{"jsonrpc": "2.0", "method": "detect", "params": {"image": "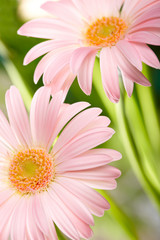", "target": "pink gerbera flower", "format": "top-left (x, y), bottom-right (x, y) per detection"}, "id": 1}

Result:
top-left (0, 86), bottom-right (121, 240)
top-left (18, 0), bottom-right (160, 102)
